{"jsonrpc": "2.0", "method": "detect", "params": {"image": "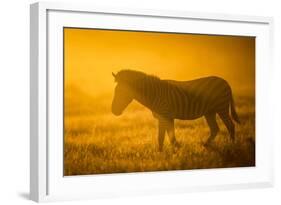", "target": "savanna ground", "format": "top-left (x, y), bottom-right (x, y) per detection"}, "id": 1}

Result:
top-left (64, 90), bottom-right (255, 176)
